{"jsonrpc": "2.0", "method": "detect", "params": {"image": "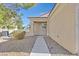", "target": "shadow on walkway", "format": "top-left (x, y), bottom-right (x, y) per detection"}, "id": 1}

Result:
top-left (44, 36), bottom-right (75, 56)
